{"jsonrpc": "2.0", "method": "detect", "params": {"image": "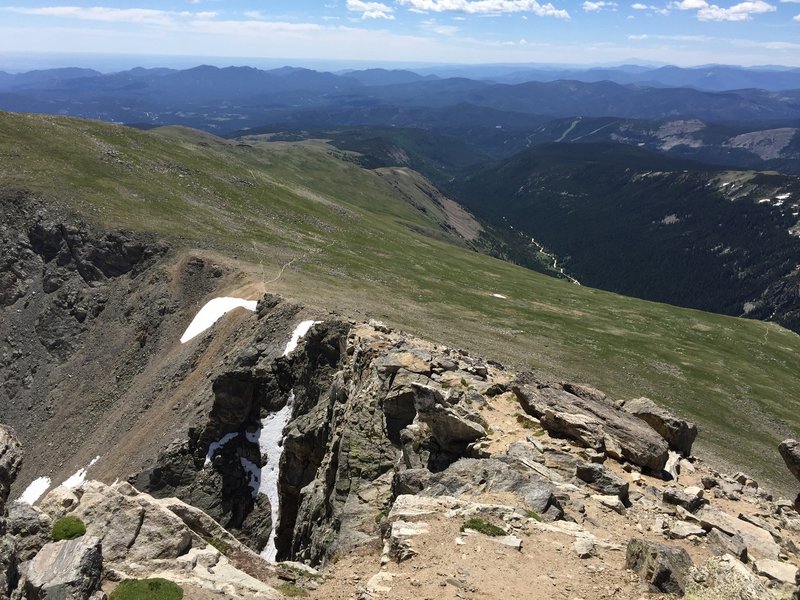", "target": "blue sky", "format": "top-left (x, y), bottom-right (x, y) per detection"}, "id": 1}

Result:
top-left (0, 0), bottom-right (798, 68)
